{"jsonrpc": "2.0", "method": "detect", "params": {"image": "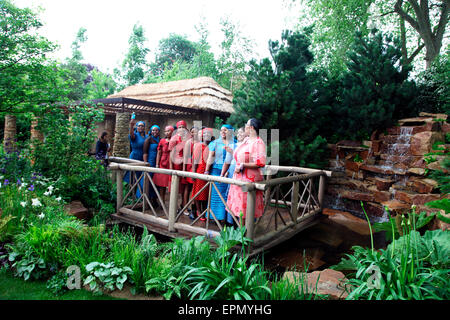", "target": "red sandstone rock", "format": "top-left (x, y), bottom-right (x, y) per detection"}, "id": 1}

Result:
top-left (360, 164), bottom-right (406, 176)
top-left (442, 122), bottom-right (450, 134)
top-left (64, 200), bottom-right (90, 220)
top-left (345, 160), bottom-right (362, 172)
top-left (418, 112), bottom-right (447, 119)
top-left (325, 209), bottom-right (372, 235)
top-left (374, 177), bottom-right (395, 191)
top-left (341, 189), bottom-right (374, 202)
top-left (371, 140), bottom-right (381, 153)
top-left (381, 200), bottom-right (411, 215)
top-left (282, 269), bottom-right (350, 300)
top-left (306, 269), bottom-right (349, 300)
top-left (394, 191), bottom-right (440, 205)
top-left (410, 131), bottom-right (444, 155)
top-left (407, 167), bottom-right (426, 175)
top-left (411, 179), bottom-right (438, 194)
top-left (374, 191), bottom-right (391, 203)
